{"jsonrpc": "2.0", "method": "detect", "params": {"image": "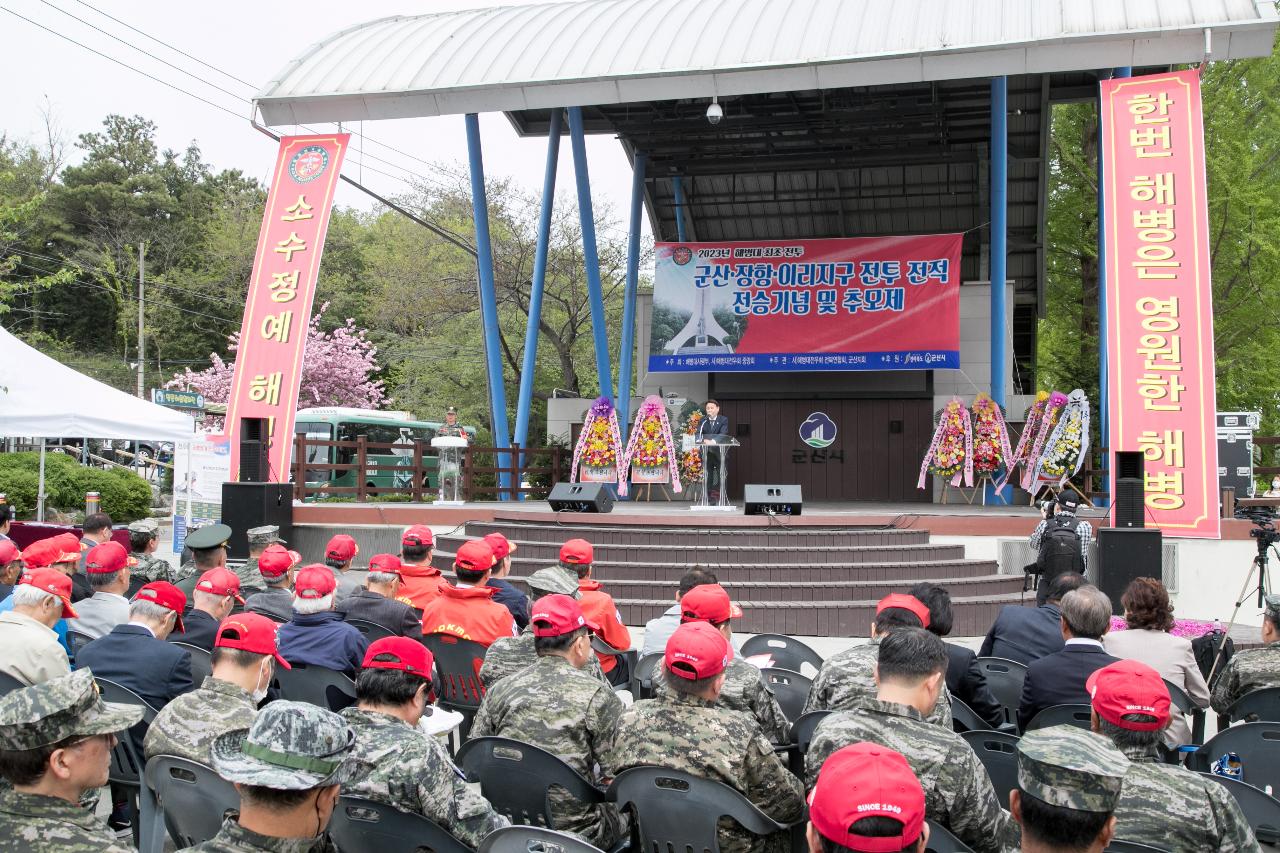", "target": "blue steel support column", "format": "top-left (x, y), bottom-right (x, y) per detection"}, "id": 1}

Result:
top-left (672, 176), bottom-right (689, 242)
top-left (465, 113), bottom-right (512, 497)
top-left (617, 151), bottom-right (648, 444)
top-left (989, 77), bottom-right (1010, 503)
top-left (1098, 67), bottom-right (1130, 505)
top-left (513, 109), bottom-right (562, 455)
top-left (567, 106), bottom-right (615, 403)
